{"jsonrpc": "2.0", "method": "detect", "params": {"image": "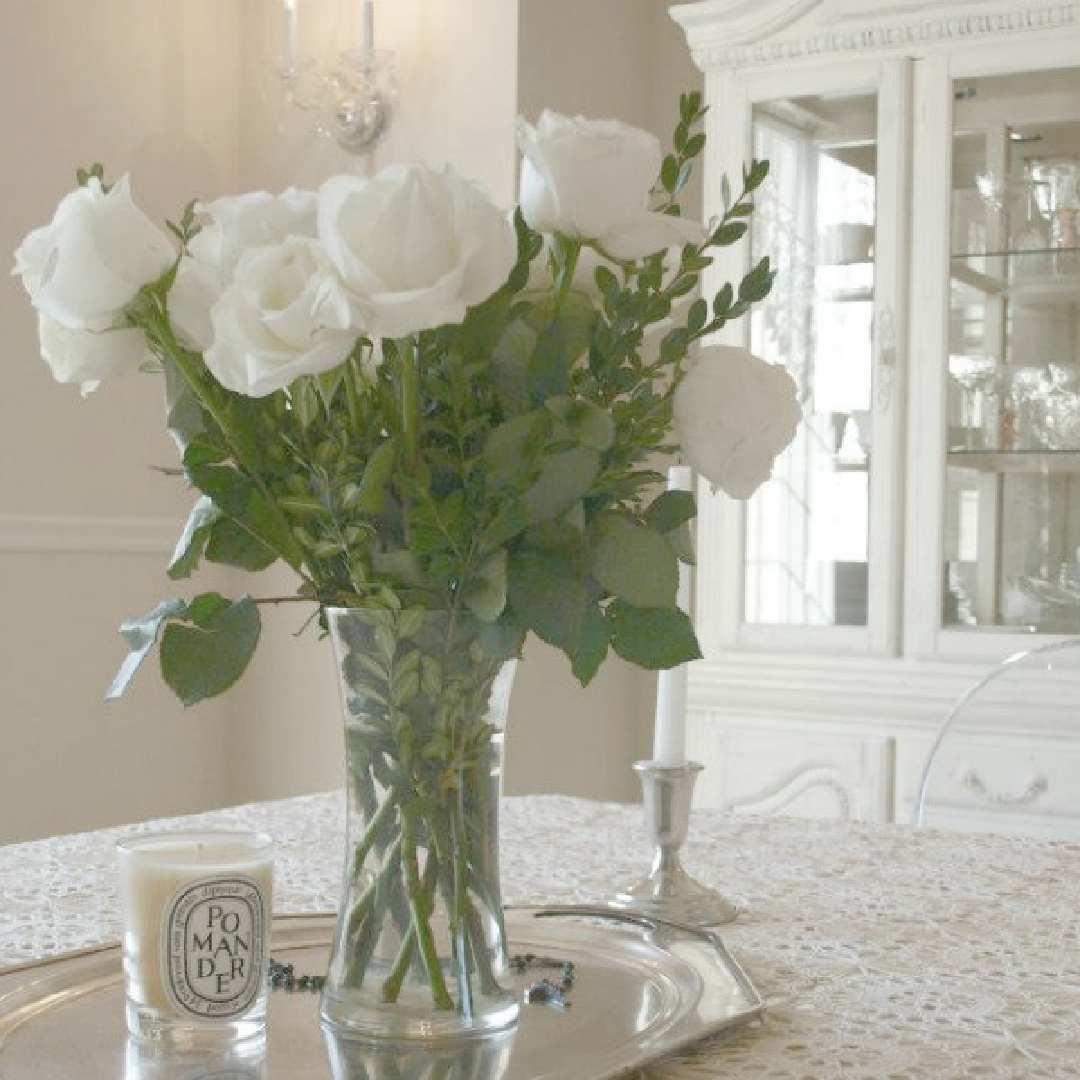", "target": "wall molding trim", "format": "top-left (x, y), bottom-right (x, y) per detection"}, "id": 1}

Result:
top-left (0, 514), bottom-right (181, 555)
top-left (672, 0), bottom-right (1080, 70)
